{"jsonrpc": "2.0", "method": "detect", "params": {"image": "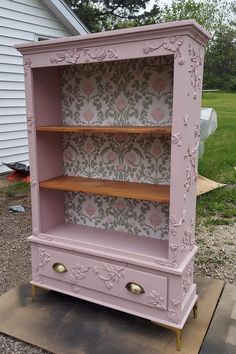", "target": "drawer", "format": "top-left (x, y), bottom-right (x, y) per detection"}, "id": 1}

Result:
top-left (31, 244), bottom-right (168, 311)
